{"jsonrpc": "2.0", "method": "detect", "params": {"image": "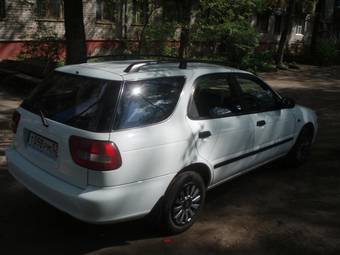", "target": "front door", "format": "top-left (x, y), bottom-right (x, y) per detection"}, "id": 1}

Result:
top-left (234, 73), bottom-right (295, 164)
top-left (187, 73), bottom-right (256, 184)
